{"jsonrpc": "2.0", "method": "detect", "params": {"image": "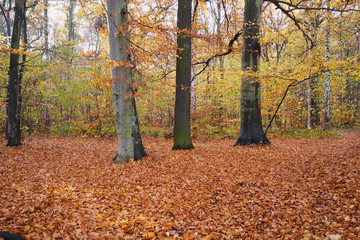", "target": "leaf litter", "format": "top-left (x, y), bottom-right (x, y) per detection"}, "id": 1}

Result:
top-left (0, 132), bottom-right (359, 239)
